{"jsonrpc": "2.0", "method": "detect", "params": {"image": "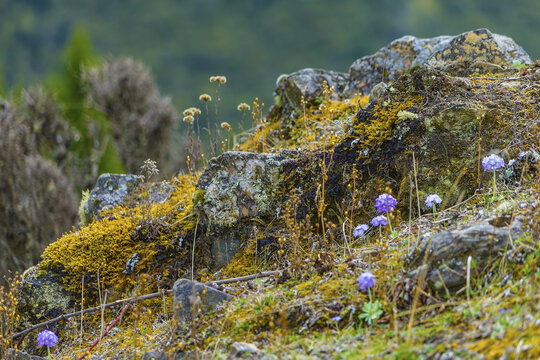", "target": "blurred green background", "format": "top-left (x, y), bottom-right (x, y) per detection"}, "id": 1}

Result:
top-left (1, 0), bottom-right (539, 131)
top-left (1, 0), bottom-right (539, 280)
